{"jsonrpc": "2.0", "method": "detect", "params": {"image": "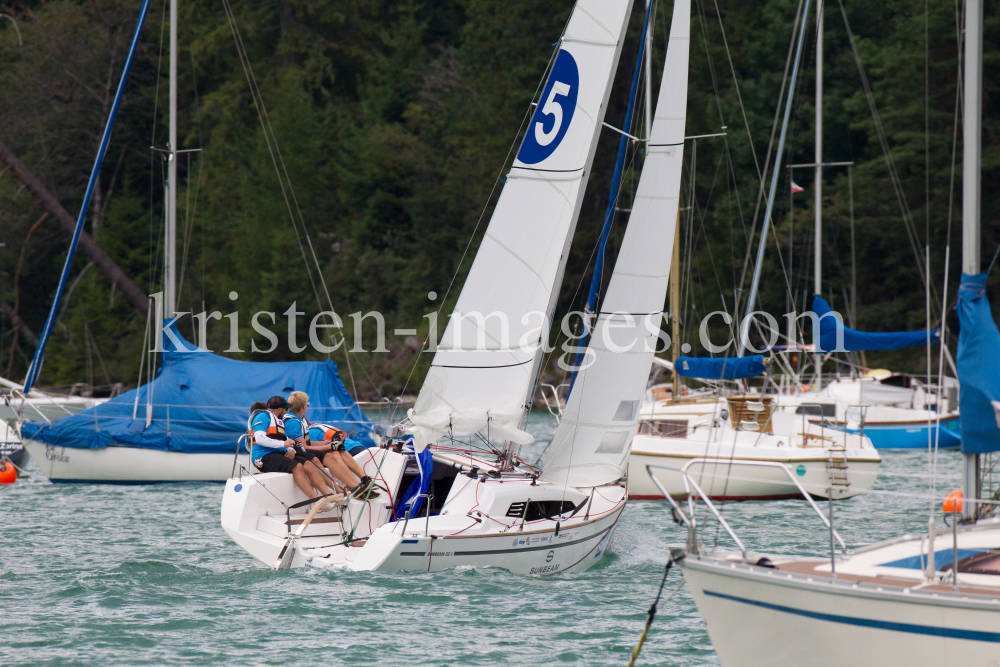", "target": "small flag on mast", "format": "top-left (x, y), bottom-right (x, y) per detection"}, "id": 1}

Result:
top-left (791, 182), bottom-right (804, 193)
